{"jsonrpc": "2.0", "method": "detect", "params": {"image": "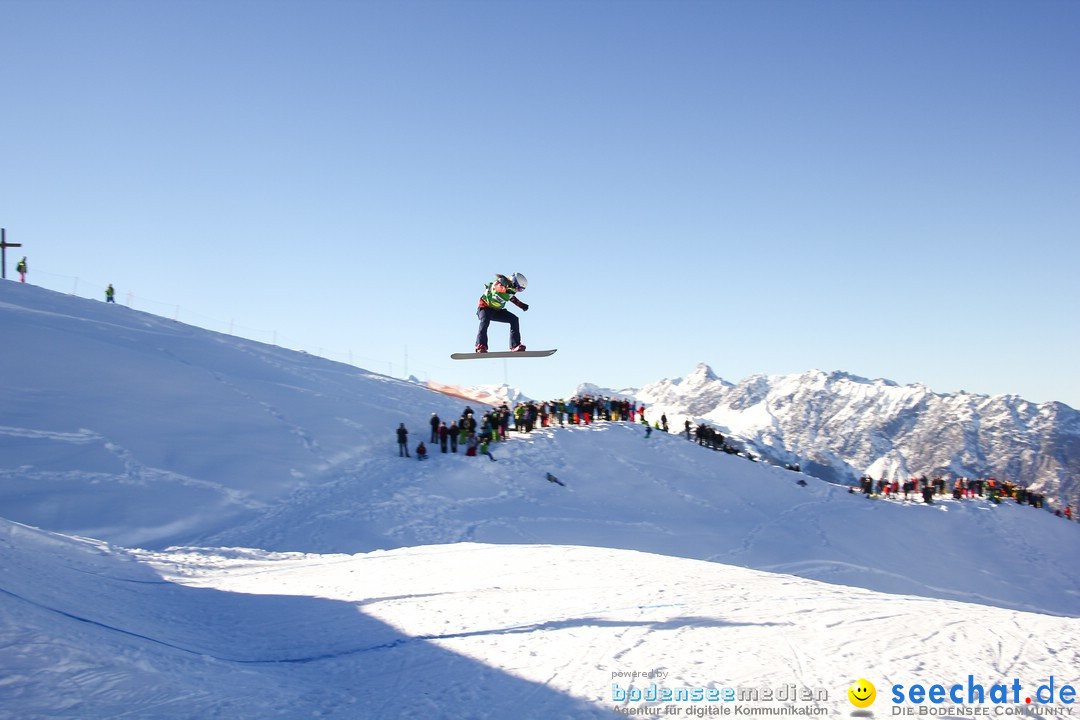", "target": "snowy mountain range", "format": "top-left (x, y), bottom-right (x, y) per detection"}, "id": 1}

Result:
top-left (580, 364), bottom-right (1080, 511)
top-left (2, 281), bottom-right (1078, 719)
